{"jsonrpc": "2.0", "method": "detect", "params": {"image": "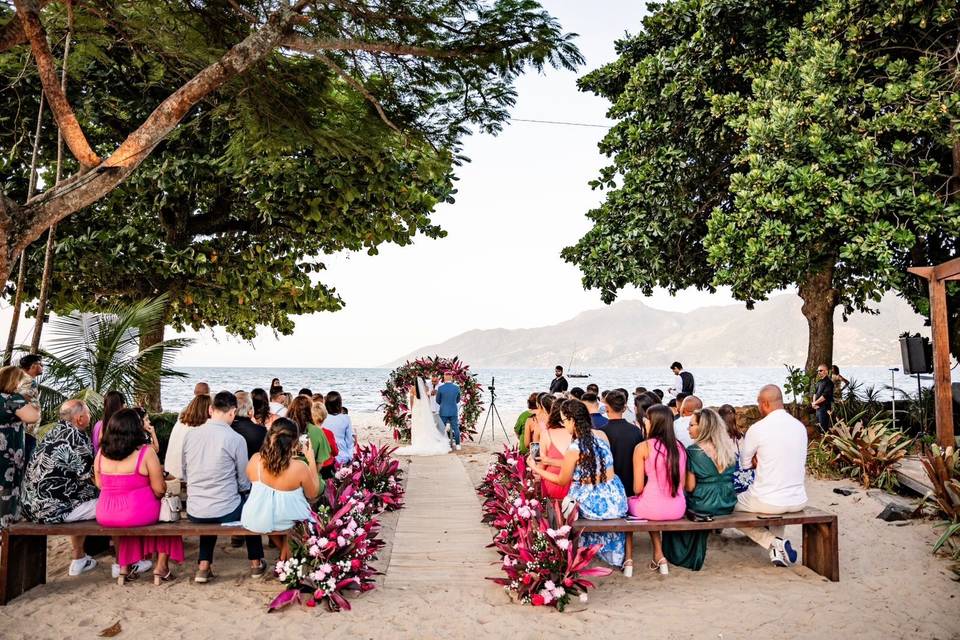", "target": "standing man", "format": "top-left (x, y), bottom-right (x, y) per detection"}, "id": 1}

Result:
top-left (18, 354), bottom-right (43, 463)
top-left (669, 362), bottom-right (695, 397)
top-left (427, 374), bottom-right (444, 436)
top-left (436, 372), bottom-right (462, 451)
top-left (549, 365), bottom-right (568, 394)
top-left (812, 364), bottom-right (834, 432)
